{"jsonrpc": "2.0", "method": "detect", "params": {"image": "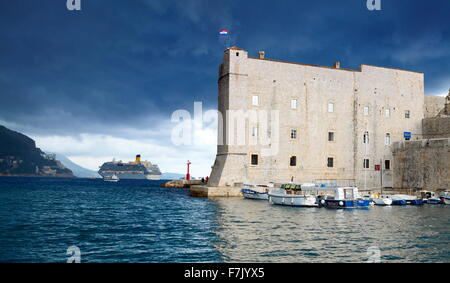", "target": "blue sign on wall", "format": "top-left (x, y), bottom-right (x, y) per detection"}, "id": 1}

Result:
top-left (404, 132), bottom-right (412, 139)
